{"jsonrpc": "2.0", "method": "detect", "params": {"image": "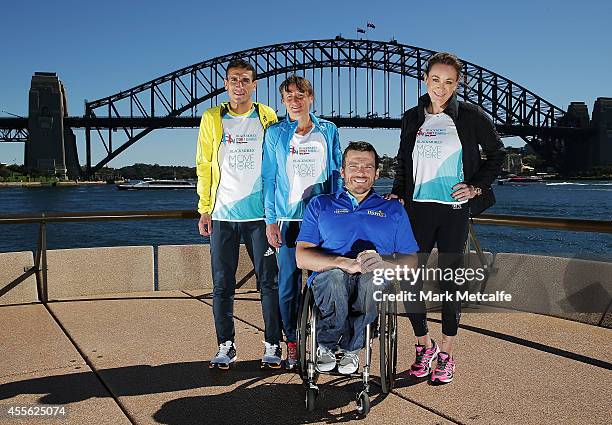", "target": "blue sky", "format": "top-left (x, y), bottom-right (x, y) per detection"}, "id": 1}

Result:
top-left (1, 0), bottom-right (610, 167)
